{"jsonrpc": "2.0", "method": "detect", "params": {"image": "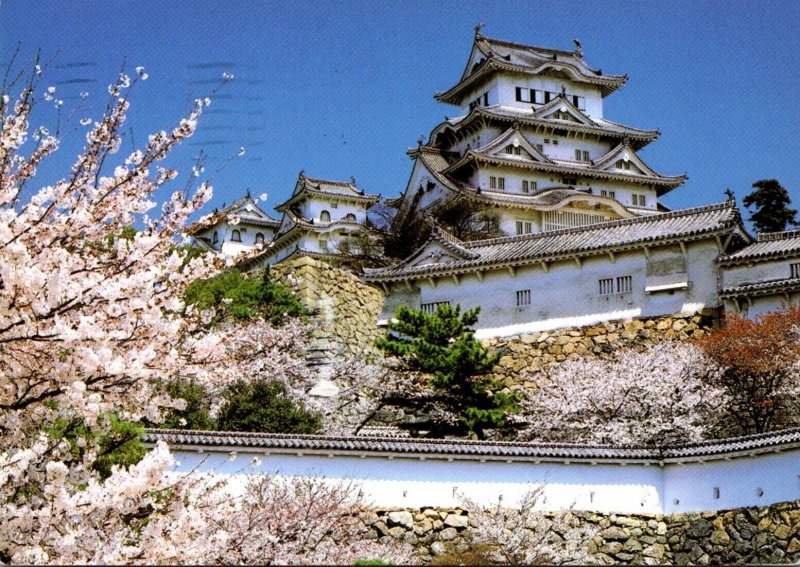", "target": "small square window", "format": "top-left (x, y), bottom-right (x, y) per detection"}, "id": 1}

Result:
top-left (791, 263), bottom-right (800, 278)
top-left (516, 289), bottom-right (531, 307)
top-left (599, 278), bottom-right (614, 295)
top-left (616, 275), bottom-right (632, 293)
